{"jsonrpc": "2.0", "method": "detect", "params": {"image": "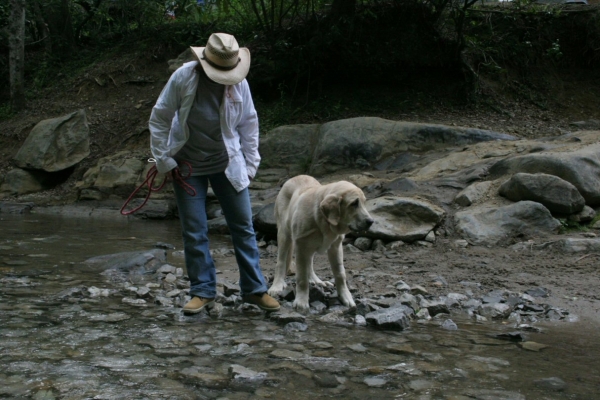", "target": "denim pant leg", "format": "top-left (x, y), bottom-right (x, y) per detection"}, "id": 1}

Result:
top-left (173, 175), bottom-right (218, 299)
top-left (209, 172), bottom-right (268, 296)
